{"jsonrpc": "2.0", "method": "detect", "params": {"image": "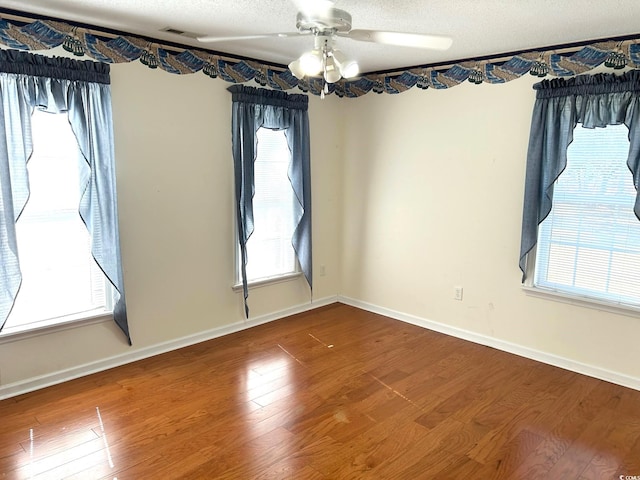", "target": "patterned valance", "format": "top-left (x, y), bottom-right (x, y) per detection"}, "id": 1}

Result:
top-left (1, 10), bottom-right (639, 98)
